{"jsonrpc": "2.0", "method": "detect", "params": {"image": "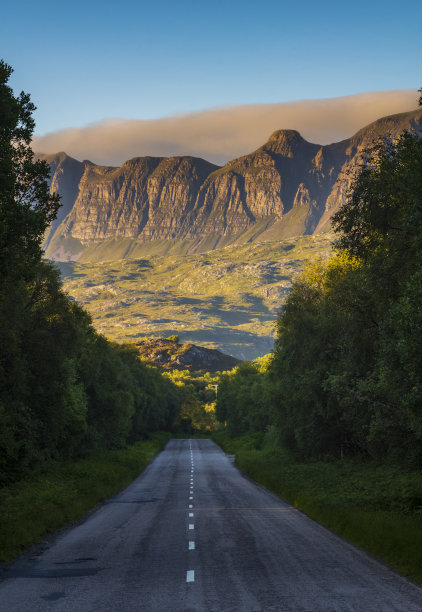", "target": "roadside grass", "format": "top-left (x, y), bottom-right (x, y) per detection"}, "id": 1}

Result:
top-left (213, 431), bottom-right (422, 583)
top-left (0, 432), bottom-right (170, 562)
